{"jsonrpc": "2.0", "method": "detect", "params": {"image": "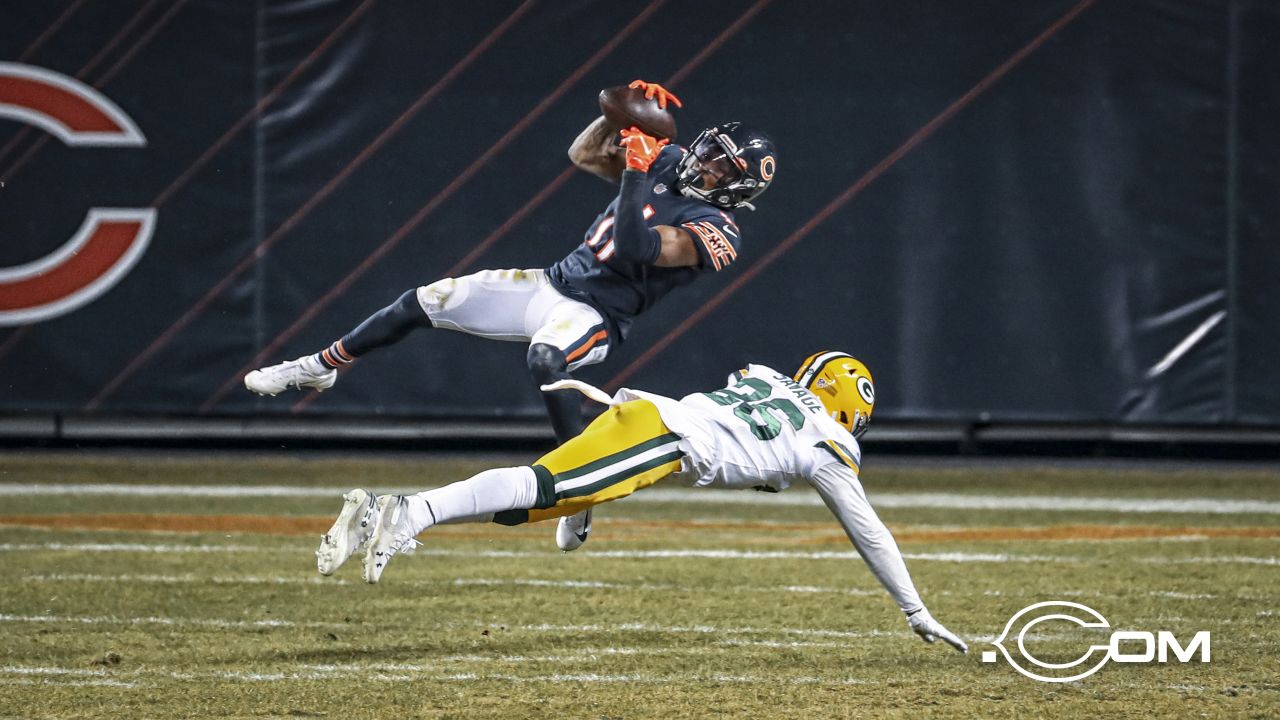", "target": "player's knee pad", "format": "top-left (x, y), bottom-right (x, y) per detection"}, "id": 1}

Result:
top-left (415, 278), bottom-right (463, 320)
top-left (527, 343), bottom-right (569, 385)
